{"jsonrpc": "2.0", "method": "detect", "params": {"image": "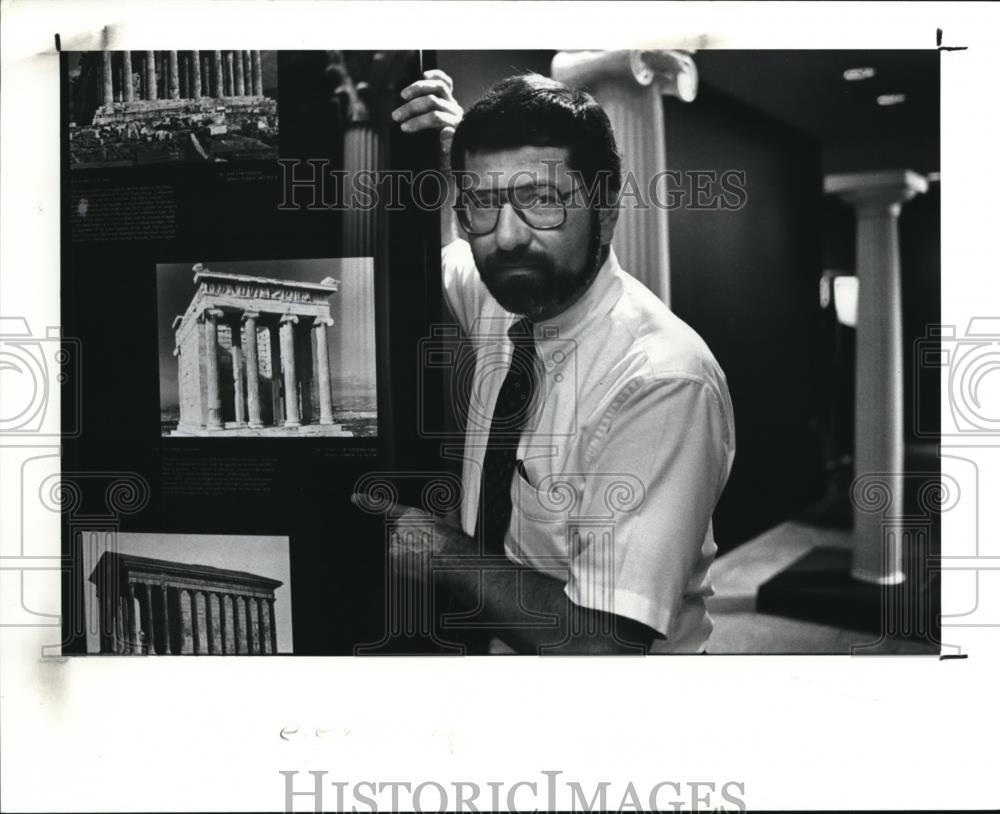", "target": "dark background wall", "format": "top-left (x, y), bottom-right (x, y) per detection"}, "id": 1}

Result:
top-left (665, 86), bottom-right (828, 552)
top-left (898, 185), bottom-right (941, 448)
top-left (694, 48), bottom-right (941, 514)
top-left (438, 50), bottom-right (556, 114)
